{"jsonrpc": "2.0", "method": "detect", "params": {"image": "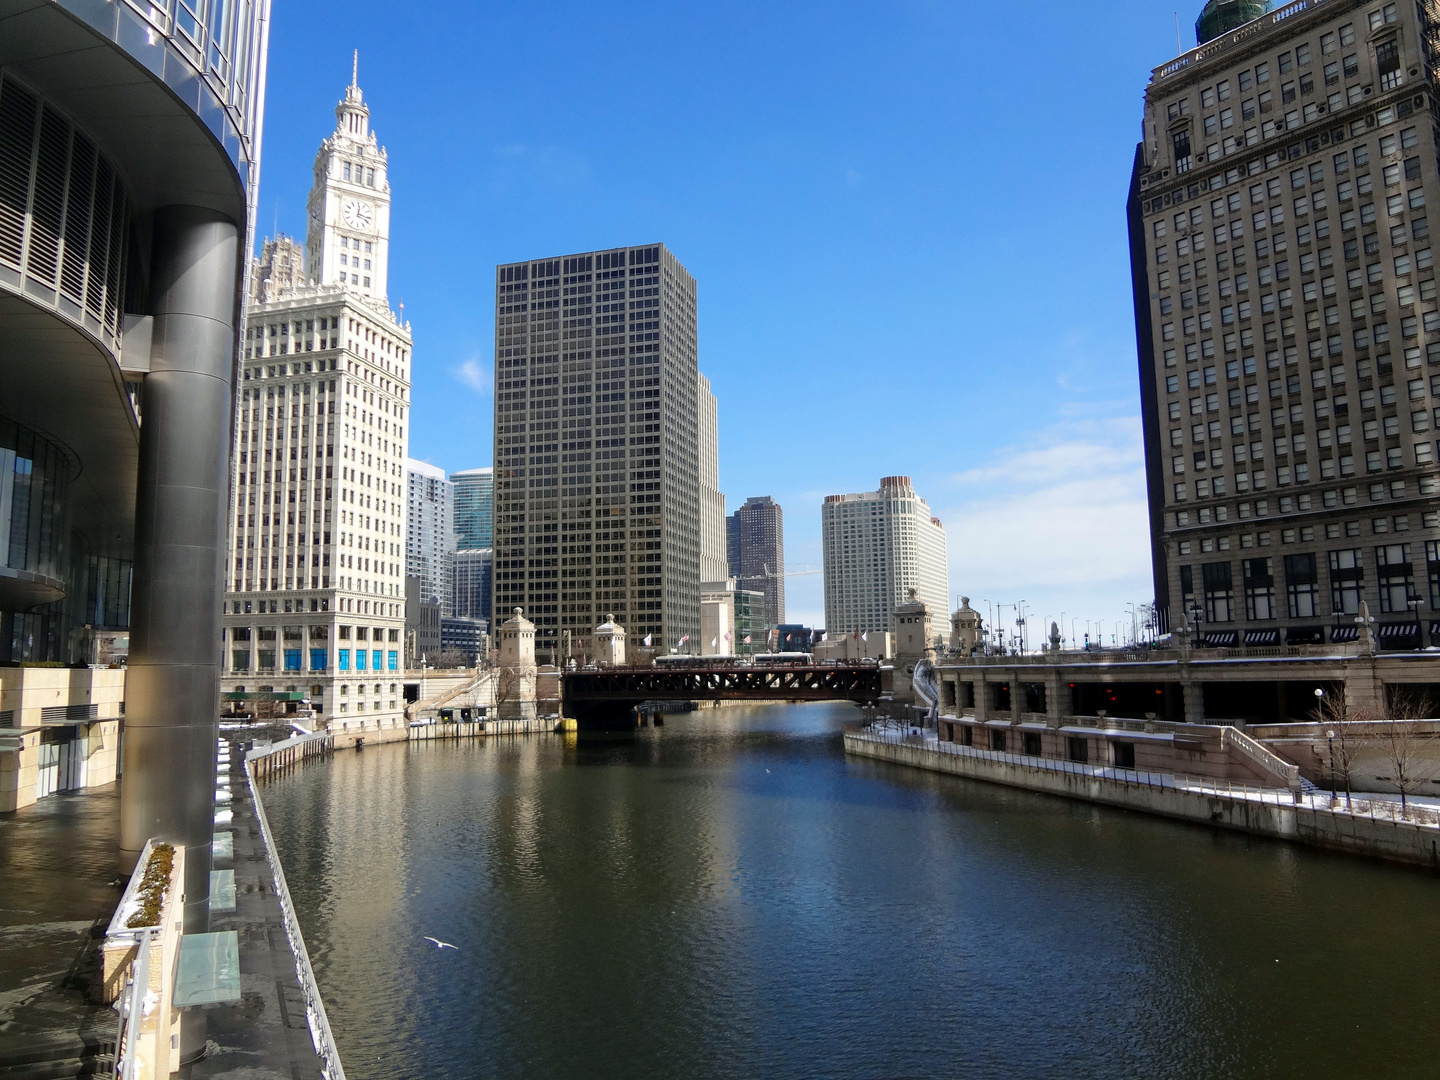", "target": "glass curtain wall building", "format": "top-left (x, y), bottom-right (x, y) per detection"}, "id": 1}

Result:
top-left (492, 244), bottom-right (700, 656)
top-left (0, 0), bottom-right (271, 1061)
top-left (452, 466), bottom-right (493, 549)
